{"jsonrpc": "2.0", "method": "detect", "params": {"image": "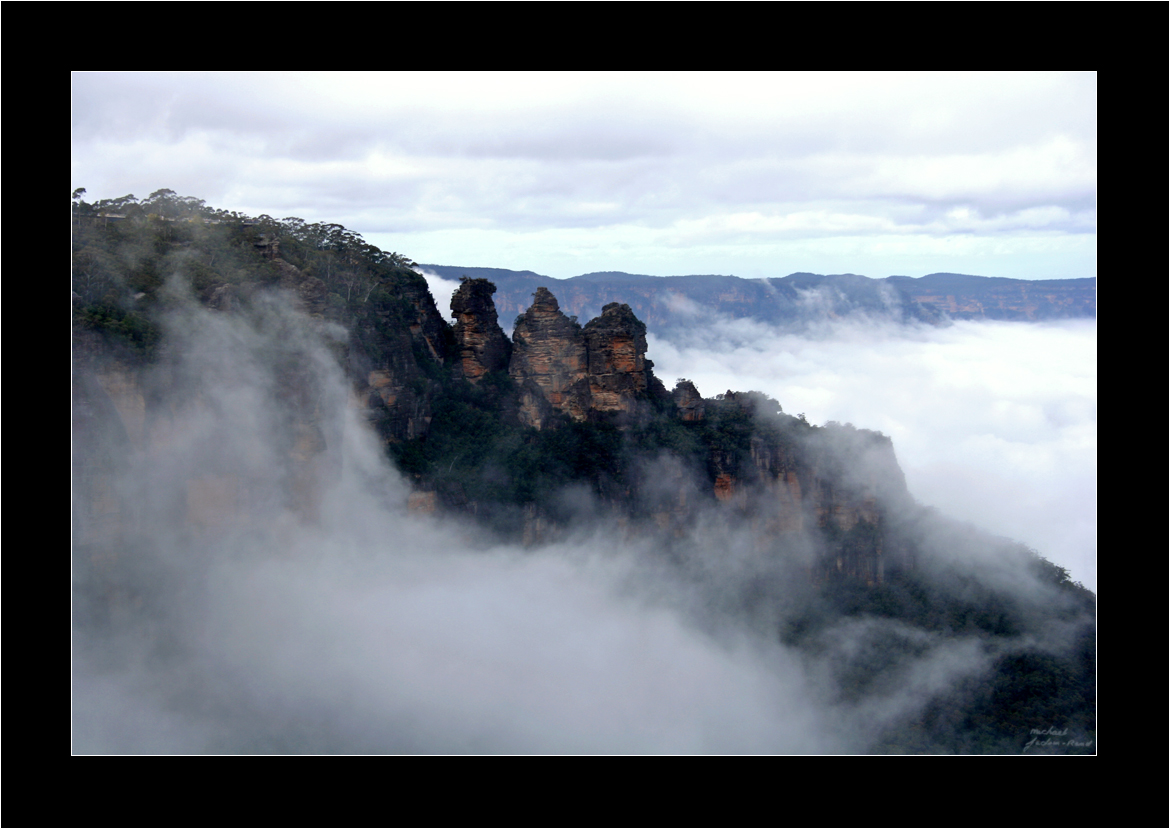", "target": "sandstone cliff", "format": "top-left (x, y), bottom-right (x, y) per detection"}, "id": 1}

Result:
top-left (508, 287), bottom-right (591, 425)
top-left (672, 380), bottom-right (706, 422)
top-left (583, 302), bottom-right (665, 416)
top-left (350, 268), bottom-right (451, 443)
top-left (509, 288), bottom-right (667, 427)
top-left (450, 278), bottom-right (512, 381)
top-left (677, 391), bottom-right (910, 584)
top-left (888, 273), bottom-right (1096, 321)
